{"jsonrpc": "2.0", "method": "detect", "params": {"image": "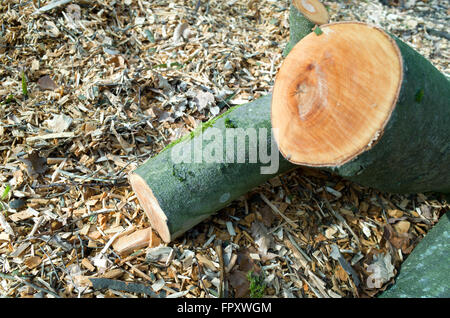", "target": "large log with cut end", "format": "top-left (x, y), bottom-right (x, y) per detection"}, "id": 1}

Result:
top-left (271, 22), bottom-right (450, 193)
